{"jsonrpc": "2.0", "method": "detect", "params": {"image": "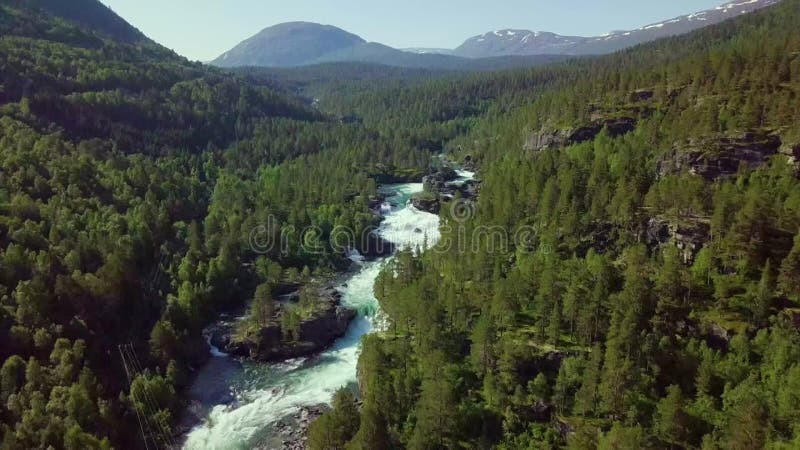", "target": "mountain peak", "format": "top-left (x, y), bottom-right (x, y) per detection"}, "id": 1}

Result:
top-left (212, 22), bottom-right (366, 67)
